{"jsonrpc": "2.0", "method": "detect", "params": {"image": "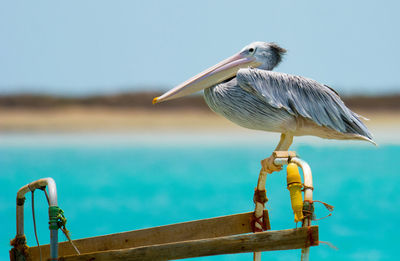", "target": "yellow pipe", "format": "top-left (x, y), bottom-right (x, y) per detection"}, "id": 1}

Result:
top-left (287, 163), bottom-right (304, 223)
